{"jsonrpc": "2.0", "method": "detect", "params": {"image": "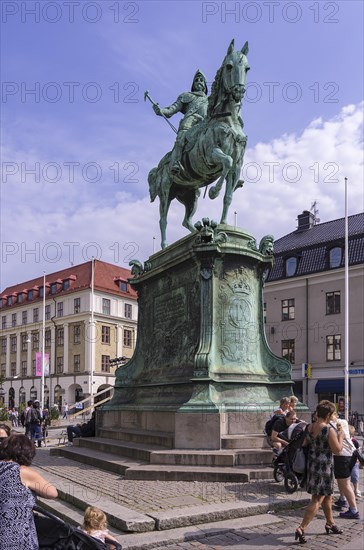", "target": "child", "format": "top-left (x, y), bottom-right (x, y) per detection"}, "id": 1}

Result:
top-left (82, 506), bottom-right (119, 547)
top-left (349, 425), bottom-right (362, 498)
